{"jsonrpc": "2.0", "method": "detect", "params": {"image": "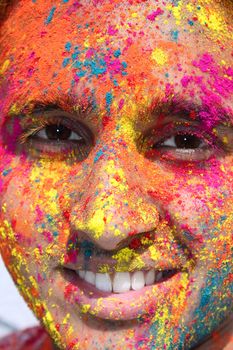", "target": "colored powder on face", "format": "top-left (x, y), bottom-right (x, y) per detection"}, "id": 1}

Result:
top-left (171, 30), bottom-right (179, 42)
top-left (105, 91), bottom-right (113, 113)
top-left (107, 25), bottom-right (119, 36)
top-left (0, 1), bottom-right (232, 349)
top-left (167, 1), bottom-right (183, 25)
top-left (151, 48), bottom-right (168, 66)
top-left (197, 7), bottom-right (228, 33)
top-left (62, 57), bottom-right (70, 68)
top-left (0, 60), bottom-right (10, 74)
top-left (44, 6), bottom-right (56, 25)
top-left (147, 8), bottom-right (164, 21)
top-left (114, 49), bottom-right (121, 58)
top-left (94, 149), bottom-right (104, 163)
top-left (65, 42), bottom-right (72, 52)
